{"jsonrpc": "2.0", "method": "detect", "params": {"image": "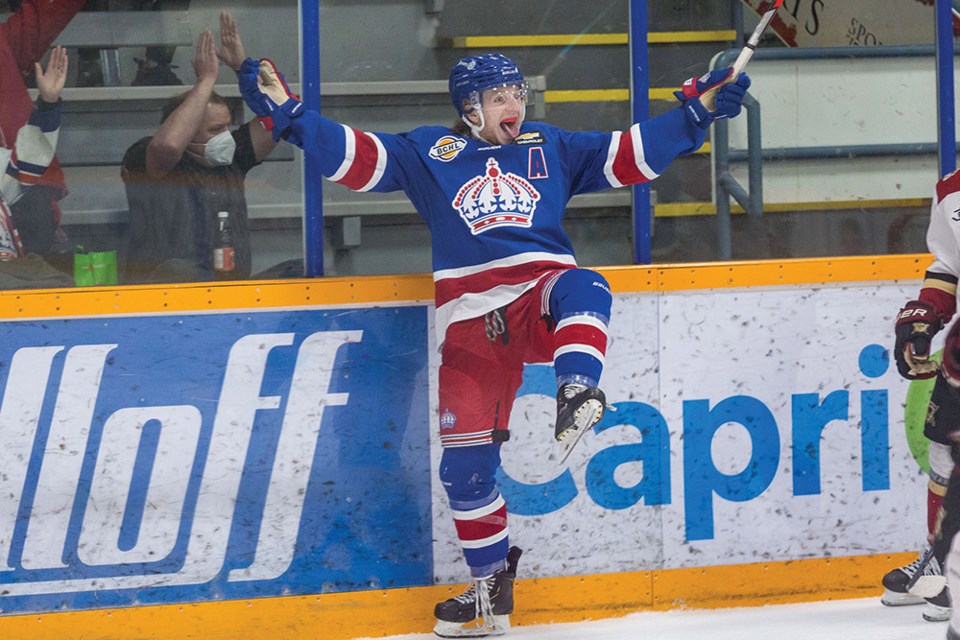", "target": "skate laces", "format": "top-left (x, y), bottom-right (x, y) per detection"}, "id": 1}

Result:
top-left (902, 547), bottom-right (941, 577)
top-left (452, 581), bottom-right (478, 605)
top-left (451, 575), bottom-right (494, 605)
top-left (562, 383), bottom-right (587, 400)
top-left (449, 576), bottom-right (497, 630)
top-left (474, 577), bottom-right (496, 631)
